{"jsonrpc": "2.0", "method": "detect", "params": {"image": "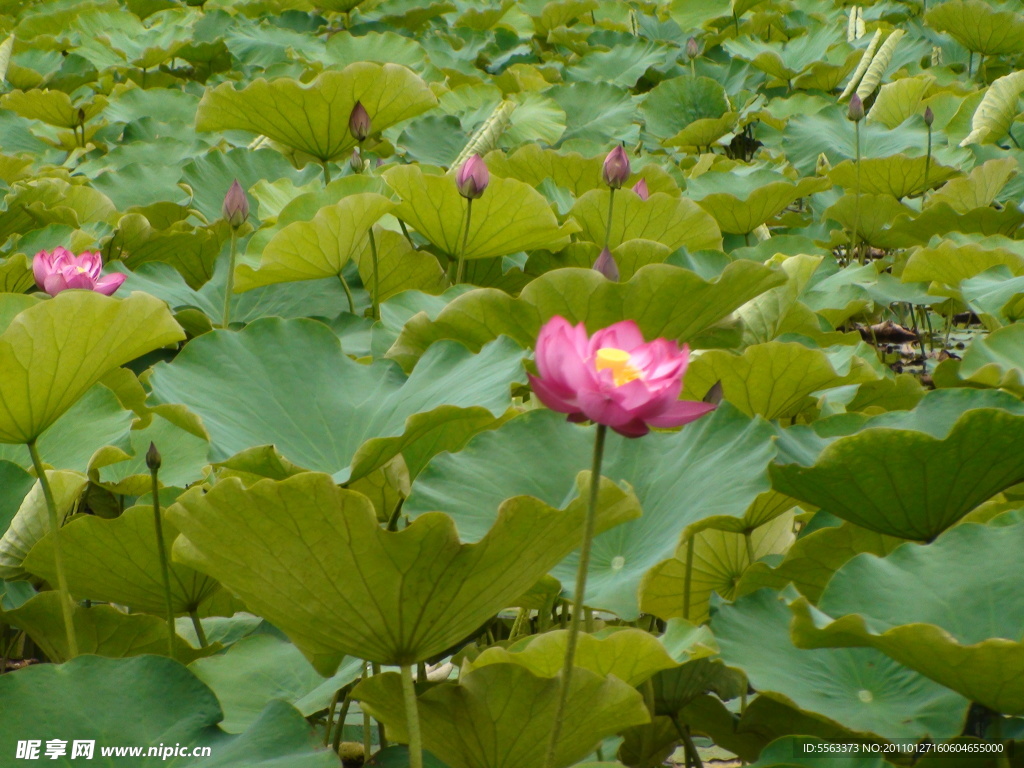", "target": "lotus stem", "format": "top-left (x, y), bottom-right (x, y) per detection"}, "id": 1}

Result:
top-left (149, 455), bottom-right (176, 659)
top-left (744, 530), bottom-right (756, 566)
top-left (604, 188), bottom-right (616, 249)
top-left (924, 123), bottom-right (932, 205)
top-left (26, 440), bottom-right (78, 660)
top-left (542, 423), bottom-right (608, 768)
top-left (368, 228), bottom-right (380, 321)
top-left (400, 663), bottom-right (423, 768)
top-left (338, 273), bottom-right (356, 314)
top-left (851, 119), bottom-right (863, 265)
top-left (683, 533), bottom-right (695, 621)
top-left (456, 198), bottom-right (473, 285)
top-left (334, 685), bottom-right (354, 752)
top-left (189, 609), bottom-right (208, 648)
top-left (372, 662), bottom-right (387, 748)
top-left (221, 228), bottom-right (237, 330)
top-left (362, 662), bottom-right (373, 758)
top-left (322, 160), bottom-right (332, 185)
top-left (671, 715), bottom-right (704, 768)
top-left (324, 687), bottom-right (342, 747)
